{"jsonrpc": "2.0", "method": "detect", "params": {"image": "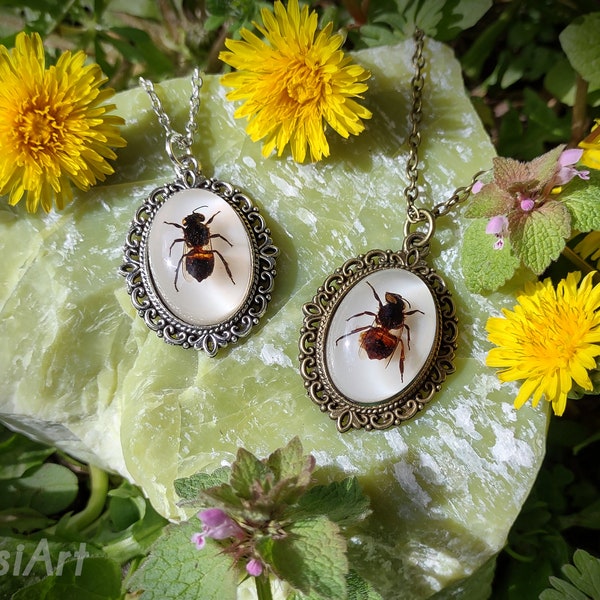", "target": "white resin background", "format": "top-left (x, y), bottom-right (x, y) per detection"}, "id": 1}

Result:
top-left (0, 39), bottom-right (548, 599)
